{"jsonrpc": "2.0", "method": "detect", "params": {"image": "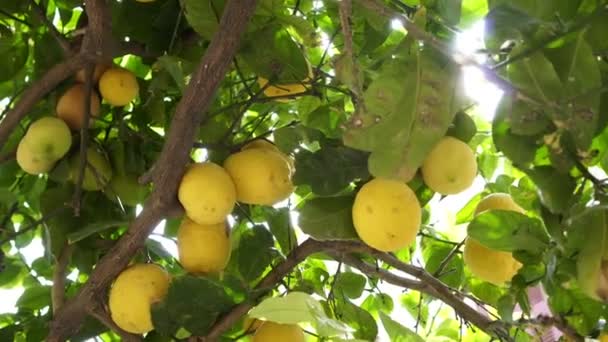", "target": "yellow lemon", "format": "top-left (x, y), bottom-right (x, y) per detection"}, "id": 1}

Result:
top-left (56, 83), bottom-right (102, 130)
top-left (463, 238), bottom-right (522, 286)
top-left (421, 136), bottom-right (477, 195)
top-left (257, 77), bottom-right (309, 103)
top-left (177, 218), bottom-right (231, 274)
top-left (243, 316), bottom-right (264, 333)
top-left (178, 162), bottom-right (237, 225)
top-left (600, 333), bottom-right (608, 342)
top-left (475, 193), bottom-right (525, 215)
top-left (99, 67), bottom-right (139, 106)
top-left (252, 322), bottom-right (305, 342)
top-left (16, 139), bottom-right (56, 175)
top-left (463, 193), bottom-right (524, 286)
top-left (224, 149), bottom-right (293, 206)
top-left (352, 178), bottom-right (421, 252)
top-left (69, 147), bottom-right (113, 191)
top-left (108, 263), bottom-right (170, 334)
top-left (21, 117), bottom-right (72, 161)
top-left (241, 139), bottom-right (295, 175)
